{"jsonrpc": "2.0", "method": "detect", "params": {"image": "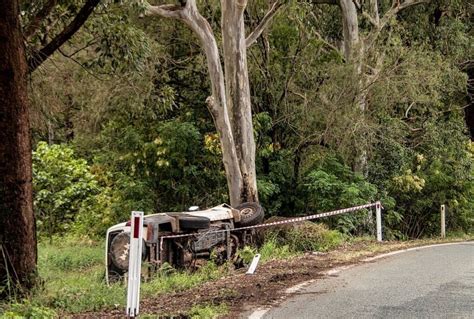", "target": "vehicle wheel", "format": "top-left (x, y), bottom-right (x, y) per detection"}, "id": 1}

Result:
top-left (107, 264), bottom-right (125, 284)
top-left (178, 215), bottom-right (211, 230)
top-left (109, 232), bottom-right (146, 270)
top-left (110, 232), bottom-right (131, 270)
top-left (235, 202), bottom-right (264, 227)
